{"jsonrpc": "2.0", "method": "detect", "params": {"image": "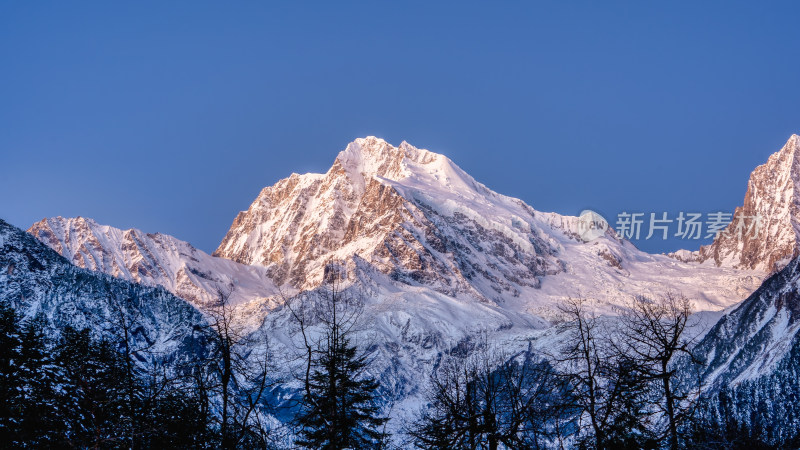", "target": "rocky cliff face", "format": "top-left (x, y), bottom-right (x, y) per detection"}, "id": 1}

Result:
top-left (699, 135), bottom-right (800, 273)
top-left (213, 137), bottom-right (564, 301)
top-left (692, 255), bottom-right (800, 388)
top-left (678, 254), bottom-right (800, 446)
